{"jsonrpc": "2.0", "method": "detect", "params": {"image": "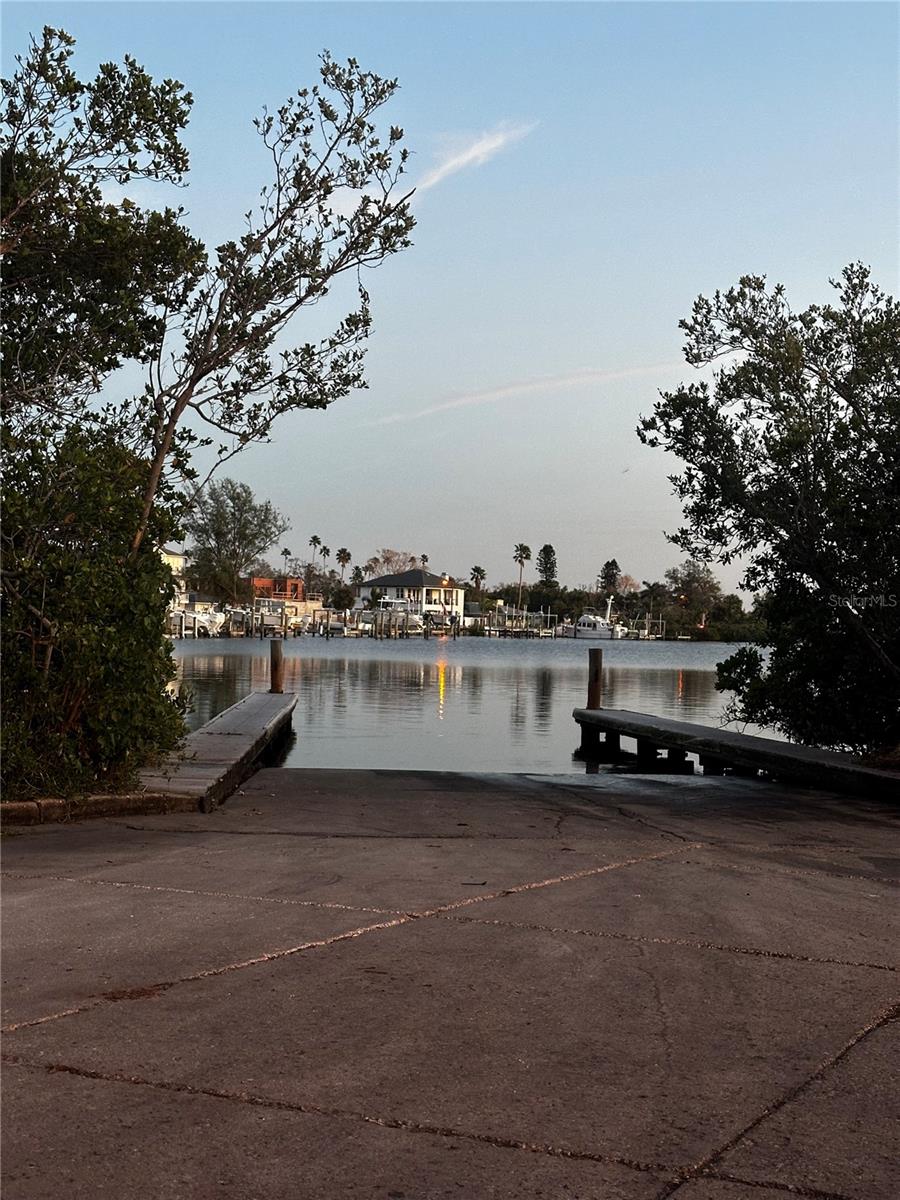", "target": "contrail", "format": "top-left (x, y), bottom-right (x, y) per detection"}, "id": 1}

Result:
top-left (418, 122), bottom-right (537, 191)
top-left (363, 362), bottom-right (682, 428)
